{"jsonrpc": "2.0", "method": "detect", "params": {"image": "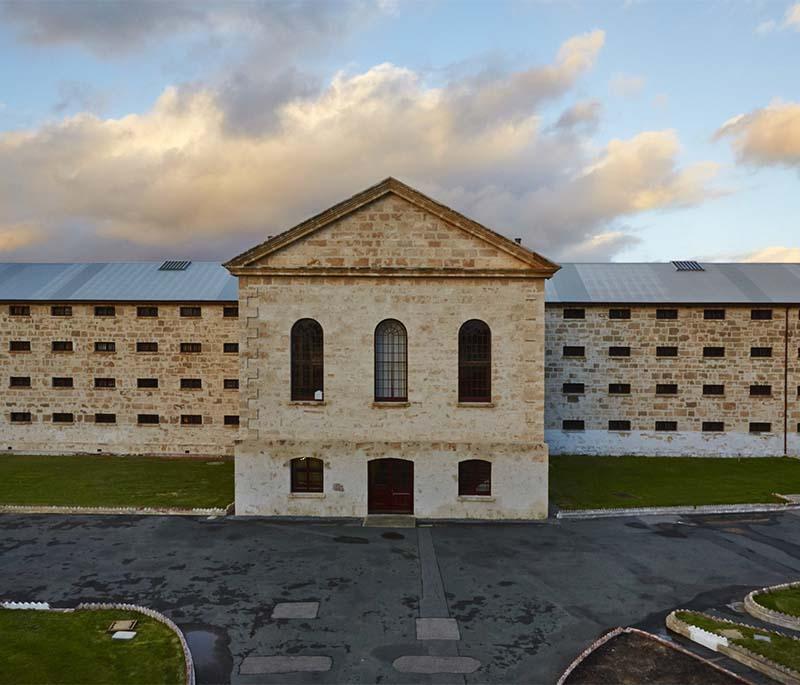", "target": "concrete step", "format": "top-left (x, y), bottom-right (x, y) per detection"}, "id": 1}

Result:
top-left (362, 515), bottom-right (417, 528)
